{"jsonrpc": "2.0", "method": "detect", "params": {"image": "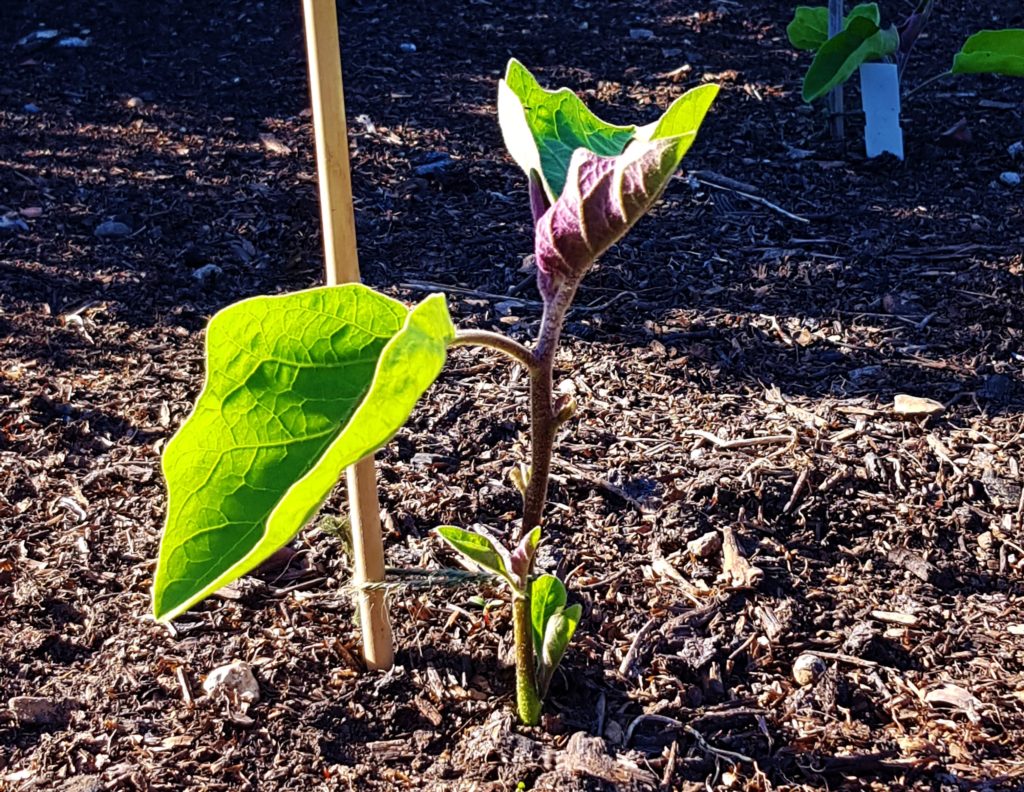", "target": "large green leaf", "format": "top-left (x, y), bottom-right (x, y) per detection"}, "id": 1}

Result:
top-left (530, 574), bottom-right (566, 656)
top-left (499, 58), bottom-right (635, 200)
top-left (435, 526), bottom-right (512, 584)
top-left (951, 29), bottom-right (1024, 77)
top-left (803, 16), bottom-right (899, 102)
top-left (153, 285), bottom-right (454, 621)
top-left (787, 4), bottom-right (882, 51)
